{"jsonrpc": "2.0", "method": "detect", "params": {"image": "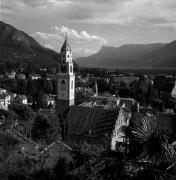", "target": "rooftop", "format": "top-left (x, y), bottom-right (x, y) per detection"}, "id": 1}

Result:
top-left (67, 105), bottom-right (120, 138)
